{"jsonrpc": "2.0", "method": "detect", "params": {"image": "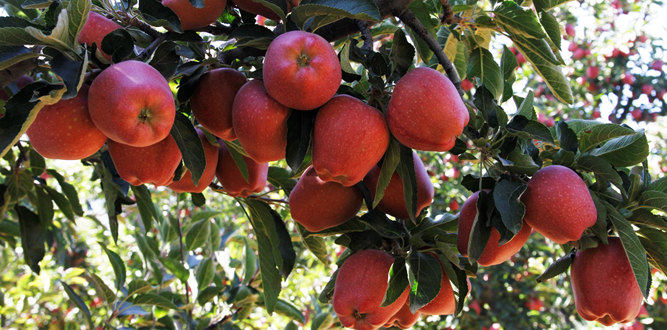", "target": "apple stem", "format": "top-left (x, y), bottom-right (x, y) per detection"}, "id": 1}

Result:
top-left (298, 54), bottom-right (310, 67)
